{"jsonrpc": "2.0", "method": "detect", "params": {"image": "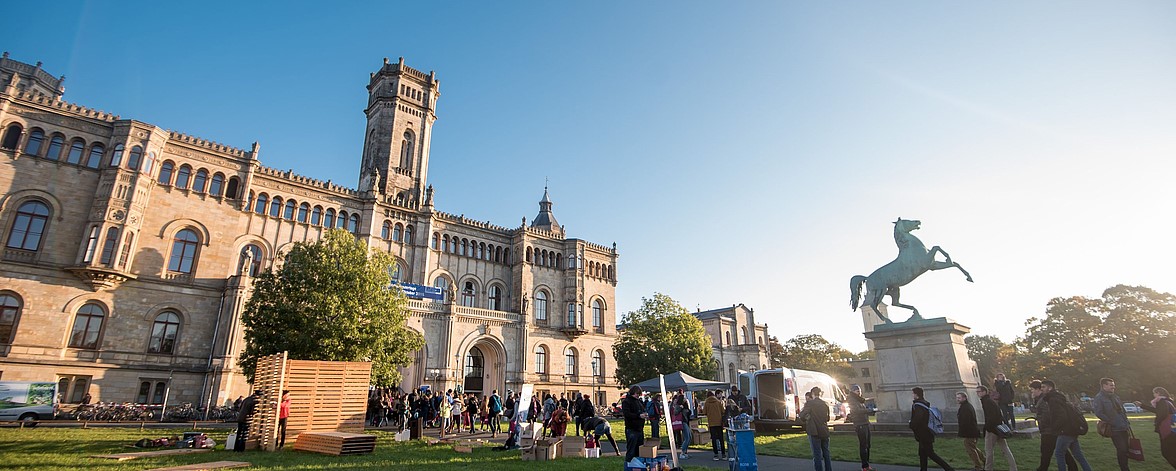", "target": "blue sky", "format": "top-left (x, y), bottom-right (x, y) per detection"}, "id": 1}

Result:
top-left (5, 1), bottom-right (1175, 351)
